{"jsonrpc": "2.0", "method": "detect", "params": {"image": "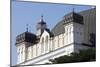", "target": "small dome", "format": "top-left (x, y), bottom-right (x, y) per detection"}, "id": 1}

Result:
top-left (64, 11), bottom-right (83, 24)
top-left (36, 15), bottom-right (47, 30)
top-left (38, 15), bottom-right (46, 24)
top-left (16, 32), bottom-right (37, 45)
